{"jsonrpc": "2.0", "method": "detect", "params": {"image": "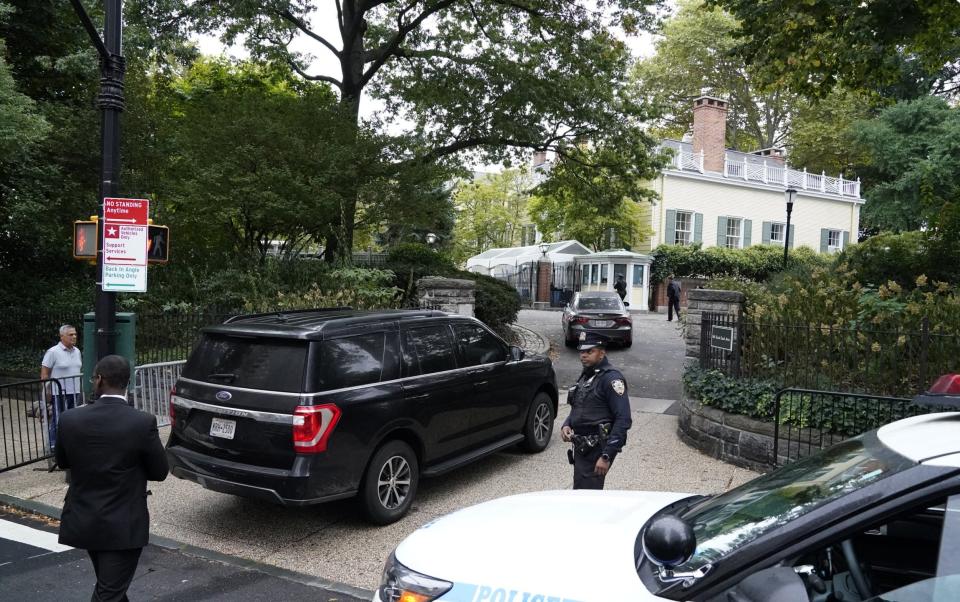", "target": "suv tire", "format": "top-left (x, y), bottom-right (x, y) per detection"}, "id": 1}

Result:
top-left (361, 440), bottom-right (419, 525)
top-left (521, 392), bottom-right (554, 453)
